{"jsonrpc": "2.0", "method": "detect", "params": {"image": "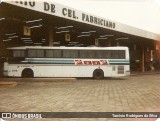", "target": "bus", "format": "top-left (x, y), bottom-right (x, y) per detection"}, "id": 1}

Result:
top-left (3, 46), bottom-right (130, 79)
